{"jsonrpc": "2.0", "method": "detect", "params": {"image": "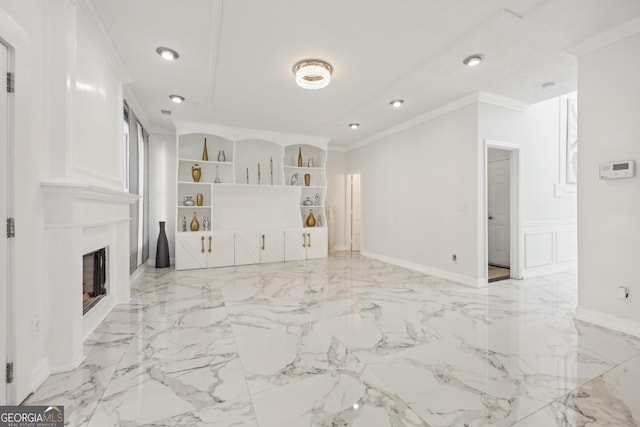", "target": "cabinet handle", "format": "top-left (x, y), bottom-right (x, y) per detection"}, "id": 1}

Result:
top-left (208, 236), bottom-right (212, 253)
top-left (302, 233), bottom-right (306, 248)
top-left (201, 236), bottom-right (205, 253)
top-left (307, 232), bottom-right (311, 247)
top-left (261, 234), bottom-right (265, 250)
